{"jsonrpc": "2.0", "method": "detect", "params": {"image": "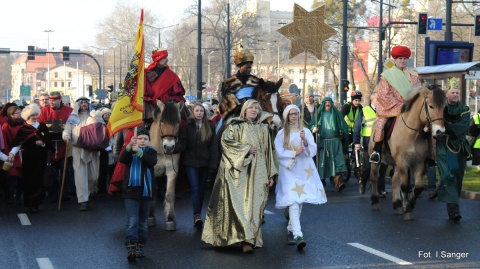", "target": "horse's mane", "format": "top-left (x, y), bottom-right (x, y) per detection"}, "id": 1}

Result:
top-left (251, 78), bottom-right (283, 98)
top-left (158, 101), bottom-right (180, 125)
top-left (401, 84), bottom-right (446, 113)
